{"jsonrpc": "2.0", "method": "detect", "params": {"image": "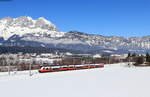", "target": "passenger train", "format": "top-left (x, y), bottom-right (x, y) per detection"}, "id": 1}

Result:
top-left (38, 64), bottom-right (104, 73)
